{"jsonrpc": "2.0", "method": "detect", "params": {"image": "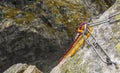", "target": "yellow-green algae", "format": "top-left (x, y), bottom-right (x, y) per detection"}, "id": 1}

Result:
top-left (115, 43), bottom-right (120, 53)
